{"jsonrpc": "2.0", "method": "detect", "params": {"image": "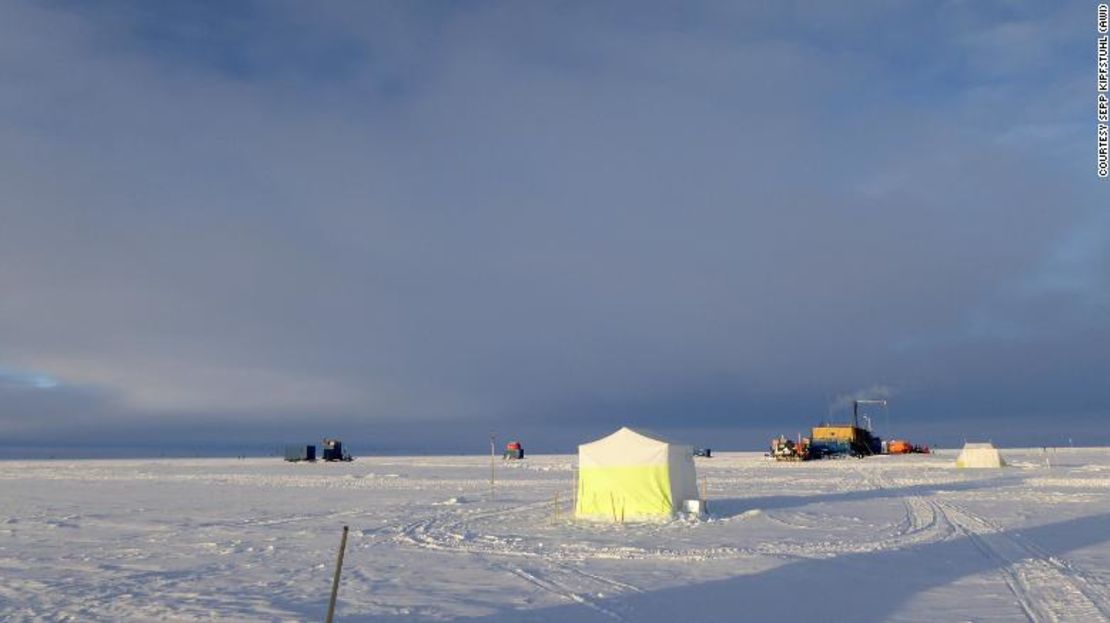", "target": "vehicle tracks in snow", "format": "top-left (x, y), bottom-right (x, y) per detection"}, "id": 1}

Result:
top-left (505, 564), bottom-right (640, 621)
top-left (392, 498), bottom-right (555, 556)
top-left (835, 469), bottom-right (957, 551)
top-left (936, 500), bottom-right (1110, 623)
top-left (866, 469), bottom-right (1110, 621)
top-left (391, 499), bottom-right (645, 618)
top-left (391, 468), bottom-right (1110, 622)
top-left (194, 507), bottom-right (370, 530)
